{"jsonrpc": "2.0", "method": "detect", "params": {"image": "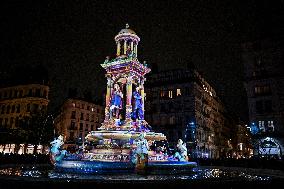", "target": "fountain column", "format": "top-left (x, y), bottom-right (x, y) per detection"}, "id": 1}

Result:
top-left (125, 76), bottom-right (133, 123)
top-left (116, 41), bottom-right (121, 56)
top-left (140, 78), bottom-right (145, 120)
top-left (134, 41), bottom-right (138, 56)
top-left (124, 40), bottom-right (127, 54)
top-left (131, 41), bottom-right (134, 52)
top-left (104, 75), bottom-right (112, 122)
